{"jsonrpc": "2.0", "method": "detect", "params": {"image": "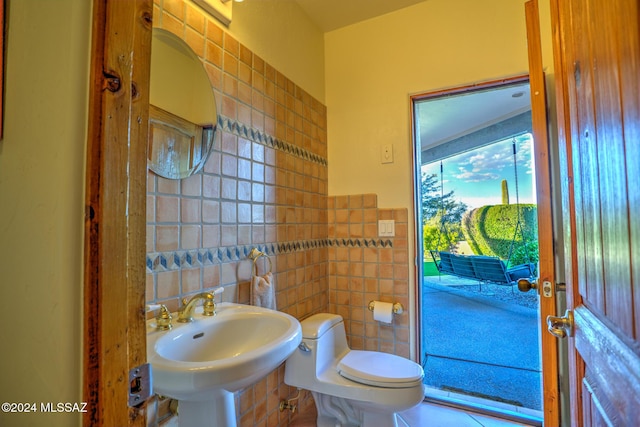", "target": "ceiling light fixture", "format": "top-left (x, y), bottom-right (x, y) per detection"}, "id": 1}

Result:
top-left (193, 0), bottom-right (233, 25)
